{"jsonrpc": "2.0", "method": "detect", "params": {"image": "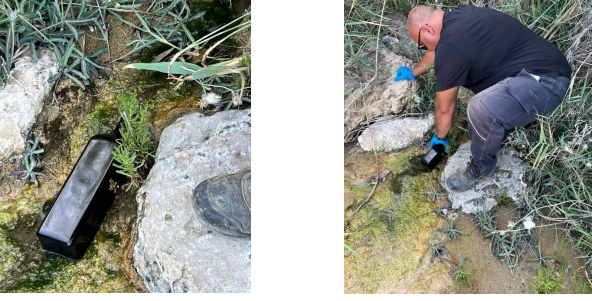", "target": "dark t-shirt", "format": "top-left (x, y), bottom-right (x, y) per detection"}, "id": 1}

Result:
top-left (435, 5), bottom-right (571, 94)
